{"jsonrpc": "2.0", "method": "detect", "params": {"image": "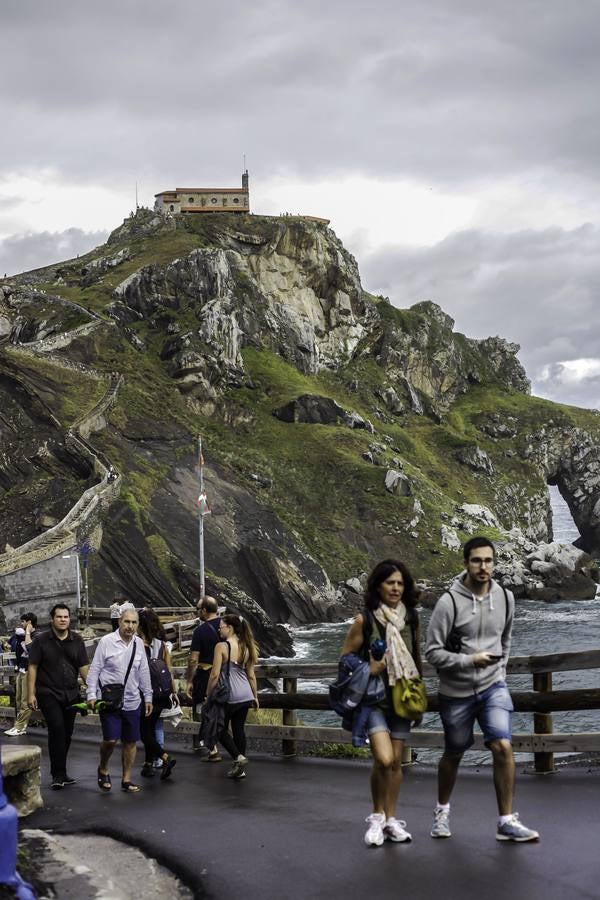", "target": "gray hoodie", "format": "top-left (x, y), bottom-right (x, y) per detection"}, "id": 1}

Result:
top-left (425, 574), bottom-right (514, 698)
